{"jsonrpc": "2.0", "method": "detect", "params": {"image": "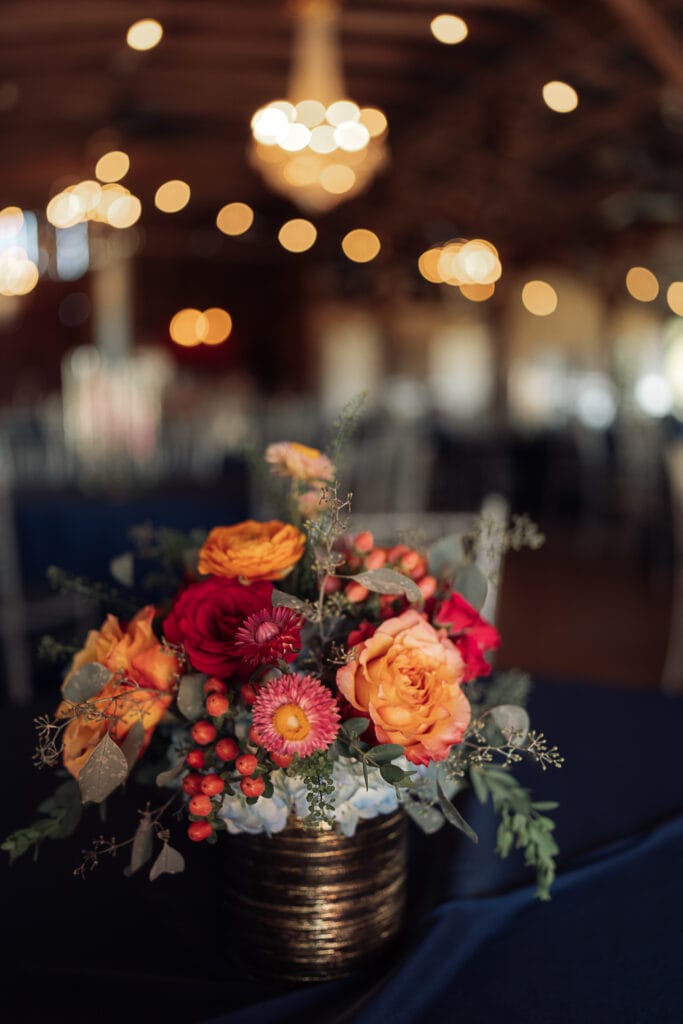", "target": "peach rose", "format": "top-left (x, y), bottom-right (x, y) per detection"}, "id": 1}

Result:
top-left (265, 441), bottom-right (334, 484)
top-left (336, 609), bottom-right (470, 765)
top-left (57, 606), bottom-right (181, 779)
top-left (197, 519), bottom-right (306, 581)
